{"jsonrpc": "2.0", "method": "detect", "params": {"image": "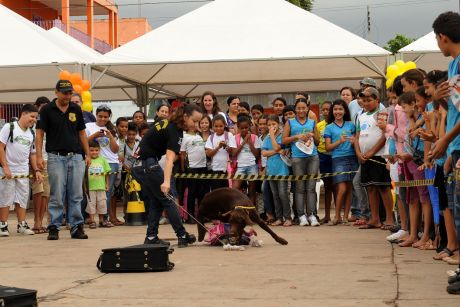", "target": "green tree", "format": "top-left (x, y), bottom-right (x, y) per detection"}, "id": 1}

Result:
top-left (384, 34), bottom-right (415, 54)
top-left (287, 0), bottom-right (314, 11)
